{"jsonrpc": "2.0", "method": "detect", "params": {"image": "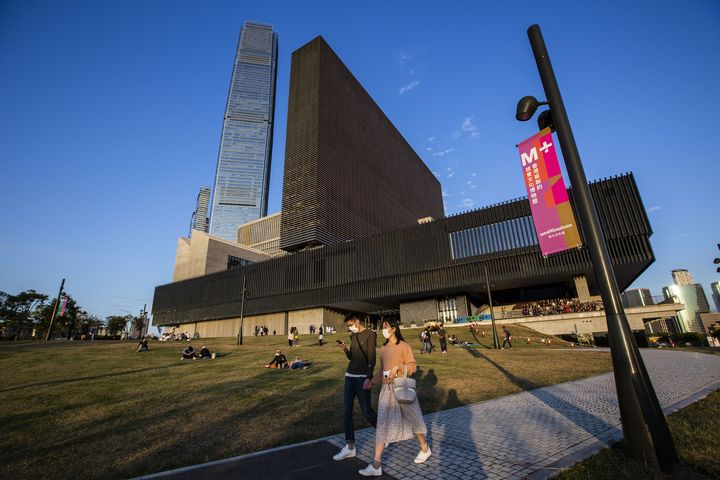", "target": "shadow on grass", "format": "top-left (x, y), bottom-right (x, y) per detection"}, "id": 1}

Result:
top-left (462, 346), bottom-right (619, 439)
top-left (0, 354), bottom-right (235, 393)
